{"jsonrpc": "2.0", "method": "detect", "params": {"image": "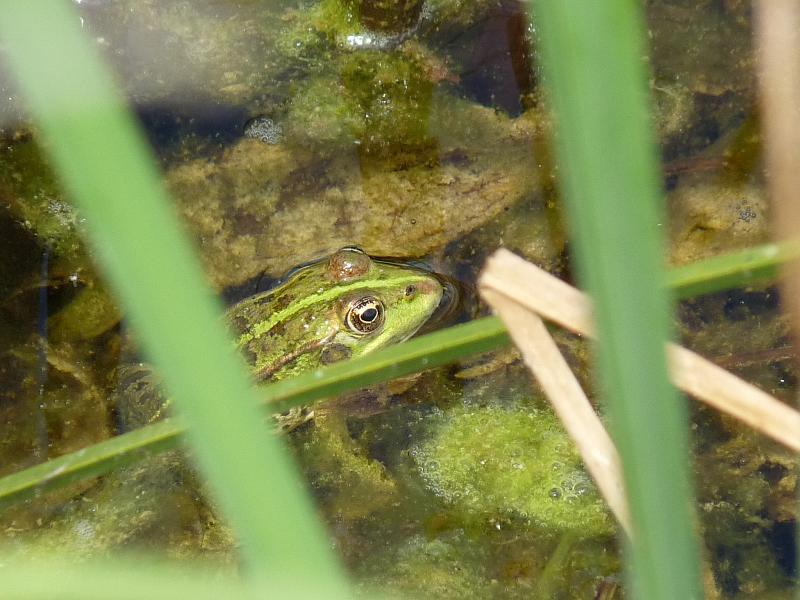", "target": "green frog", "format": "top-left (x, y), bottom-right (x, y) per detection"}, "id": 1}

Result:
top-left (118, 246), bottom-right (444, 429)
top-left (232, 246), bottom-right (443, 380)
top-left (18, 248), bottom-right (444, 559)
